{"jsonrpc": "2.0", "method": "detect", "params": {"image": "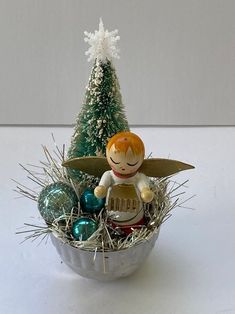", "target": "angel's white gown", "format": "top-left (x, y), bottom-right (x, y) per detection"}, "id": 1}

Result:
top-left (99, 170), bottom-right (150, 226)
